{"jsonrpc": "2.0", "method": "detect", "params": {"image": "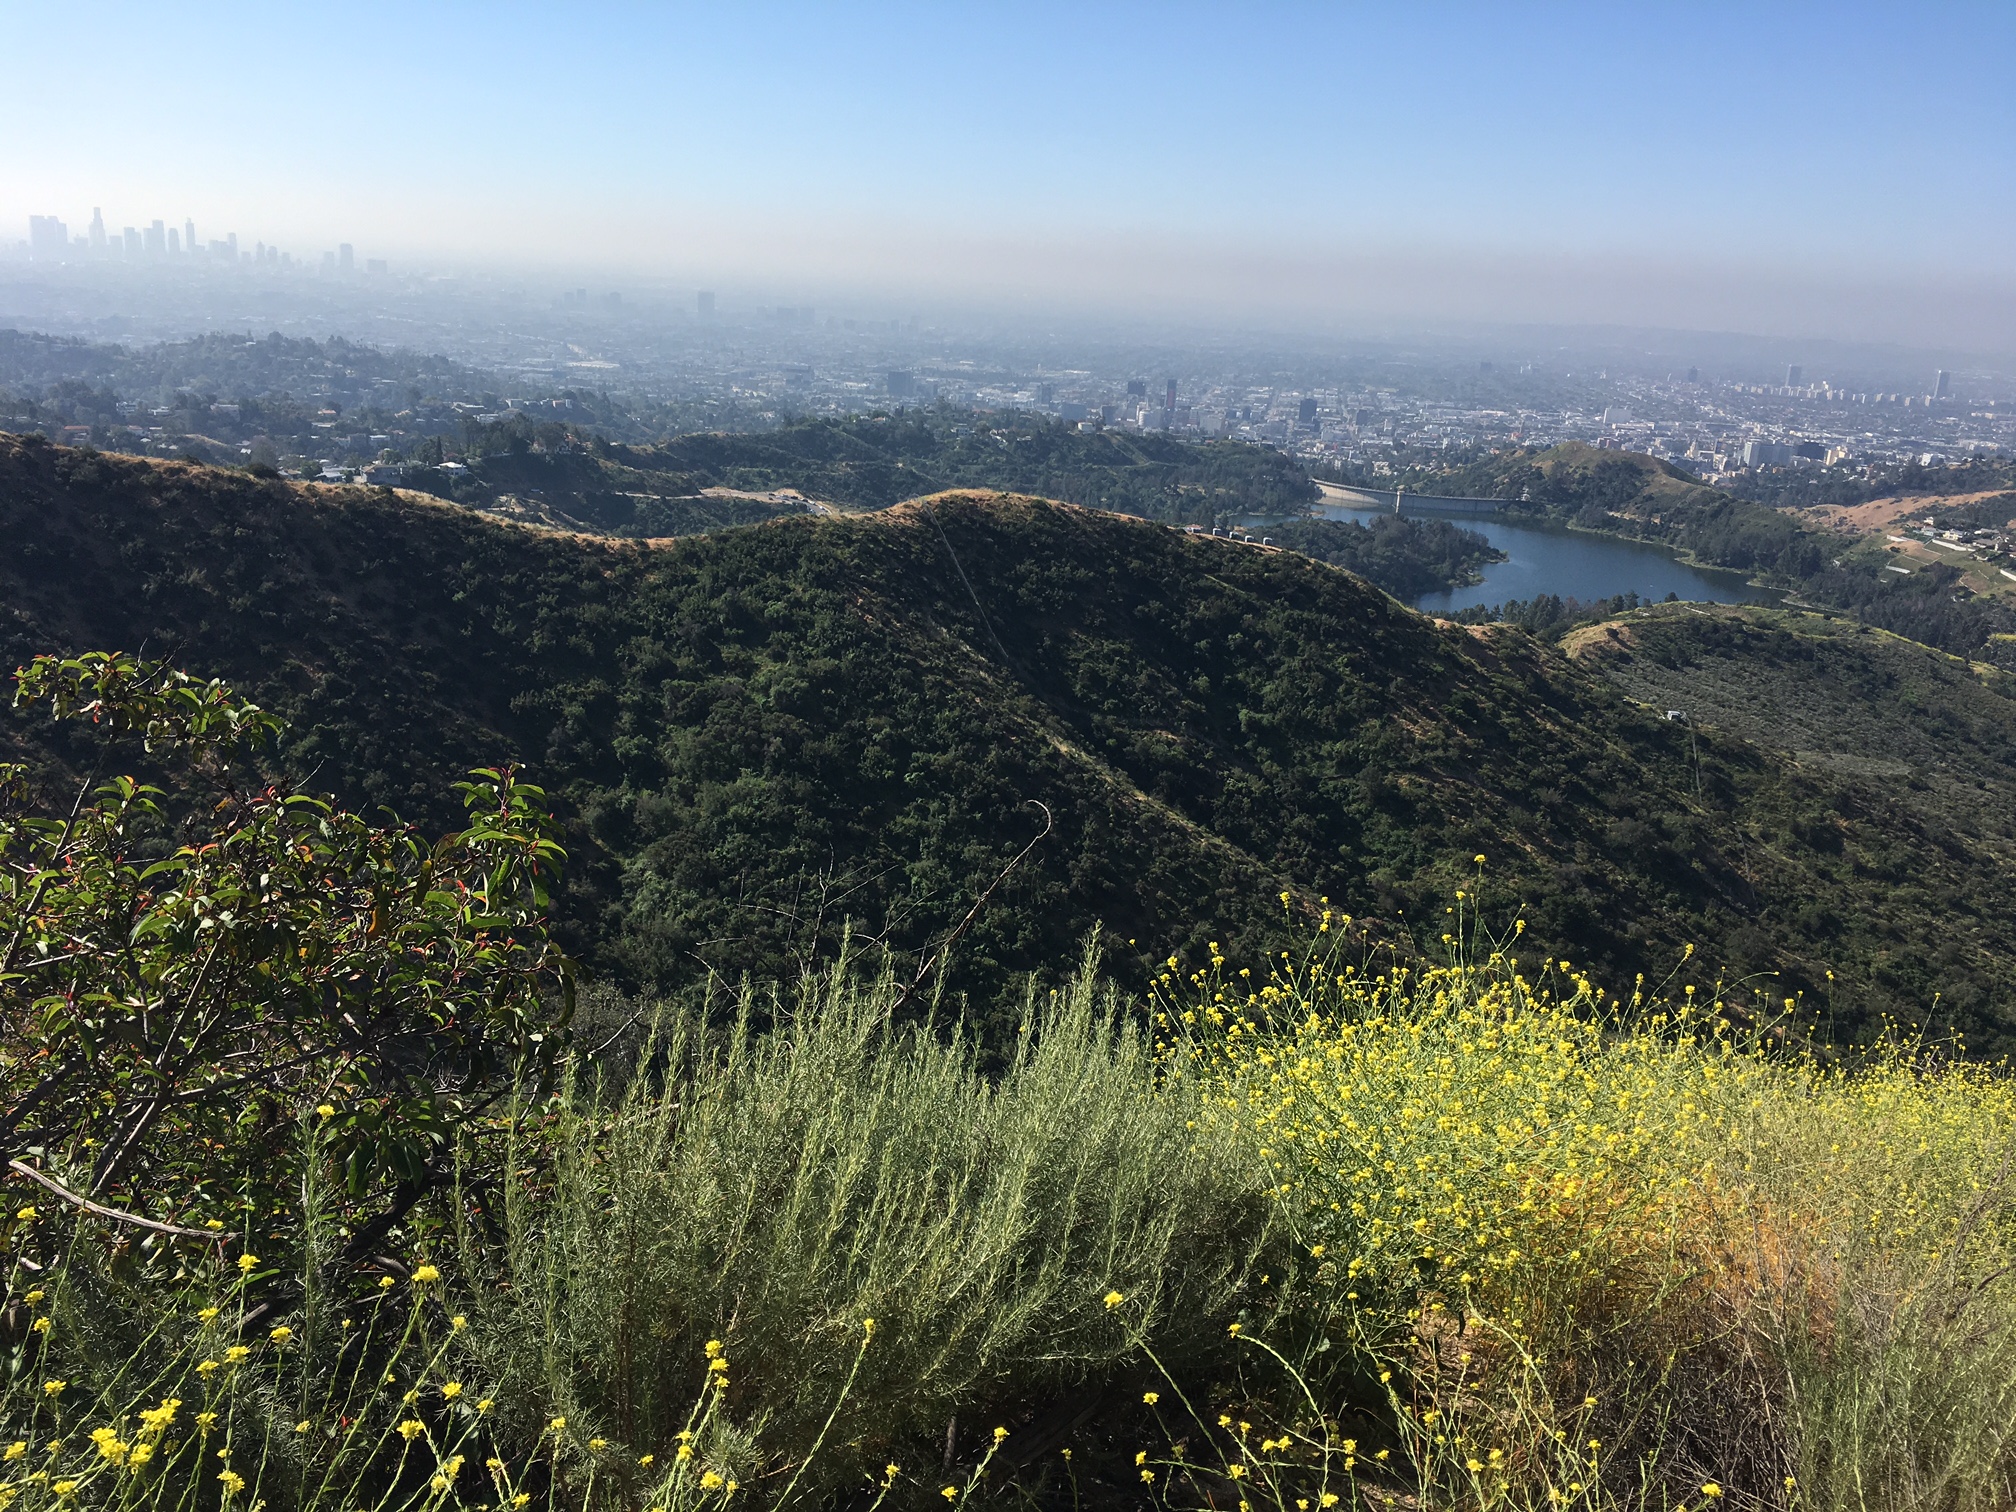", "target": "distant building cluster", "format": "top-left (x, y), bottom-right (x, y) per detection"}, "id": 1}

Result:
top-left (22, 208), bottom-right (383, 276)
